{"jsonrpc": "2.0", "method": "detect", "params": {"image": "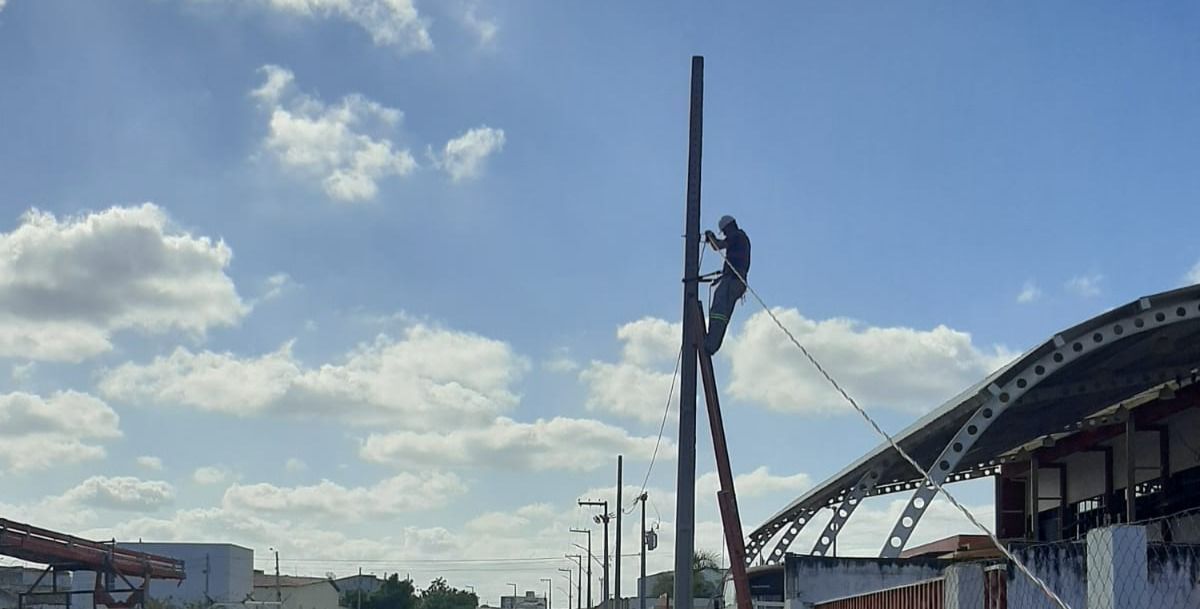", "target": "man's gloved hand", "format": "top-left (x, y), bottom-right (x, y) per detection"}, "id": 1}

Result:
top-left (704, 230), bottom-right (716, 243)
